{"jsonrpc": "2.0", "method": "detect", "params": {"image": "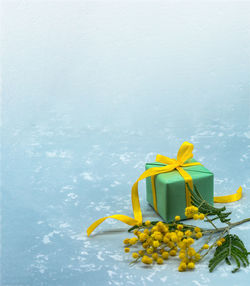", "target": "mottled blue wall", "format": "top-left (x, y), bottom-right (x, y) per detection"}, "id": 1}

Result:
top-left (2, 1), bottom-right (250, 285)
